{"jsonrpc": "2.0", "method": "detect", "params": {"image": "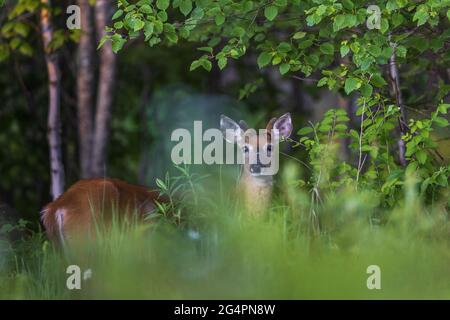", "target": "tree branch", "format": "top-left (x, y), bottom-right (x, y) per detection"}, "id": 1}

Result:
top-left (388, 33), bottom-right (408, 167)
